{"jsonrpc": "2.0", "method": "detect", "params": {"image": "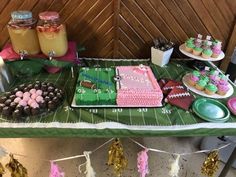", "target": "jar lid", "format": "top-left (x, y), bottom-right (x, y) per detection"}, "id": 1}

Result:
top-left (39, 11), bottom-right (59, 21)
top-left (11, 11), bottom-right (32, 20)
